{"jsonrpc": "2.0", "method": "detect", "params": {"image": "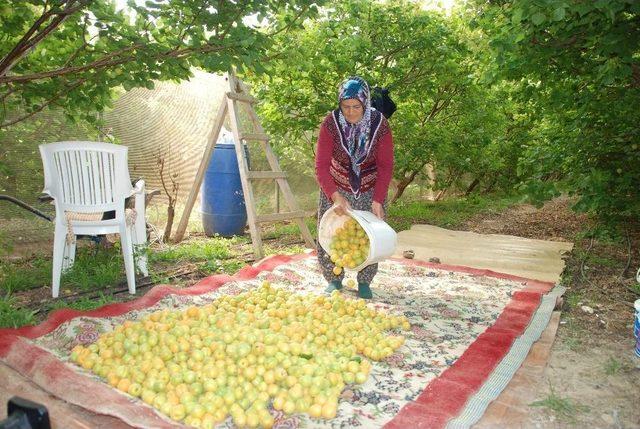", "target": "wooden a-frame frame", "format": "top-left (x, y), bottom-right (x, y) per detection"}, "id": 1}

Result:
top-left (173, 72), bottom-right (315, 259)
